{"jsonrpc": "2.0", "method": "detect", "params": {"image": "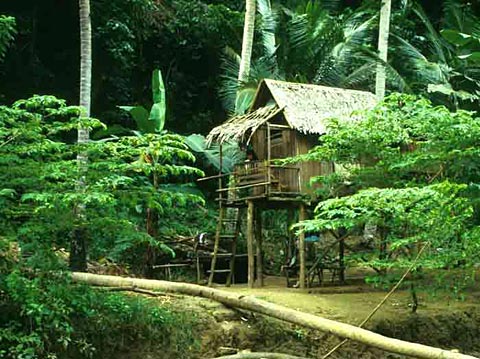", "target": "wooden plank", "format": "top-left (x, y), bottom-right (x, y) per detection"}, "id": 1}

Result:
top-left (216, 181), bottom-right (271, 192)
top-left (298, 203), bottom-right (306, 289)
top-left (267, 123), bottom-right (291, 129)
top-left (238, 173), bottom-right (267, 182)
top-left (247, 200), bottom-right (255, 288)
top-left (152, 263), bottom-right (191, 269)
